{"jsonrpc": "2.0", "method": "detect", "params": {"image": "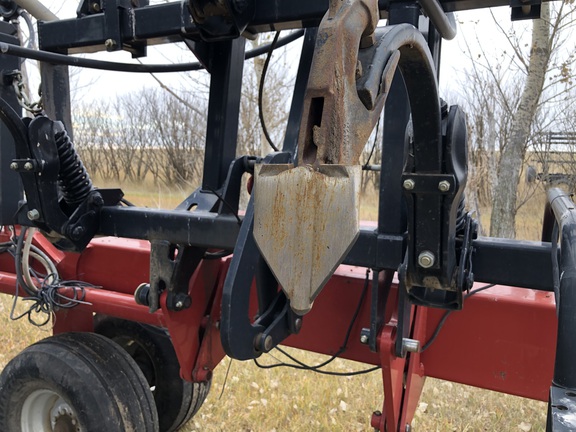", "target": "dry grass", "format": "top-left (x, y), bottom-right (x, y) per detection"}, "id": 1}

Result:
top-left (0, 182), bottom-right (553, 431)
top-left (0, 304), bottom-right (548, 431)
